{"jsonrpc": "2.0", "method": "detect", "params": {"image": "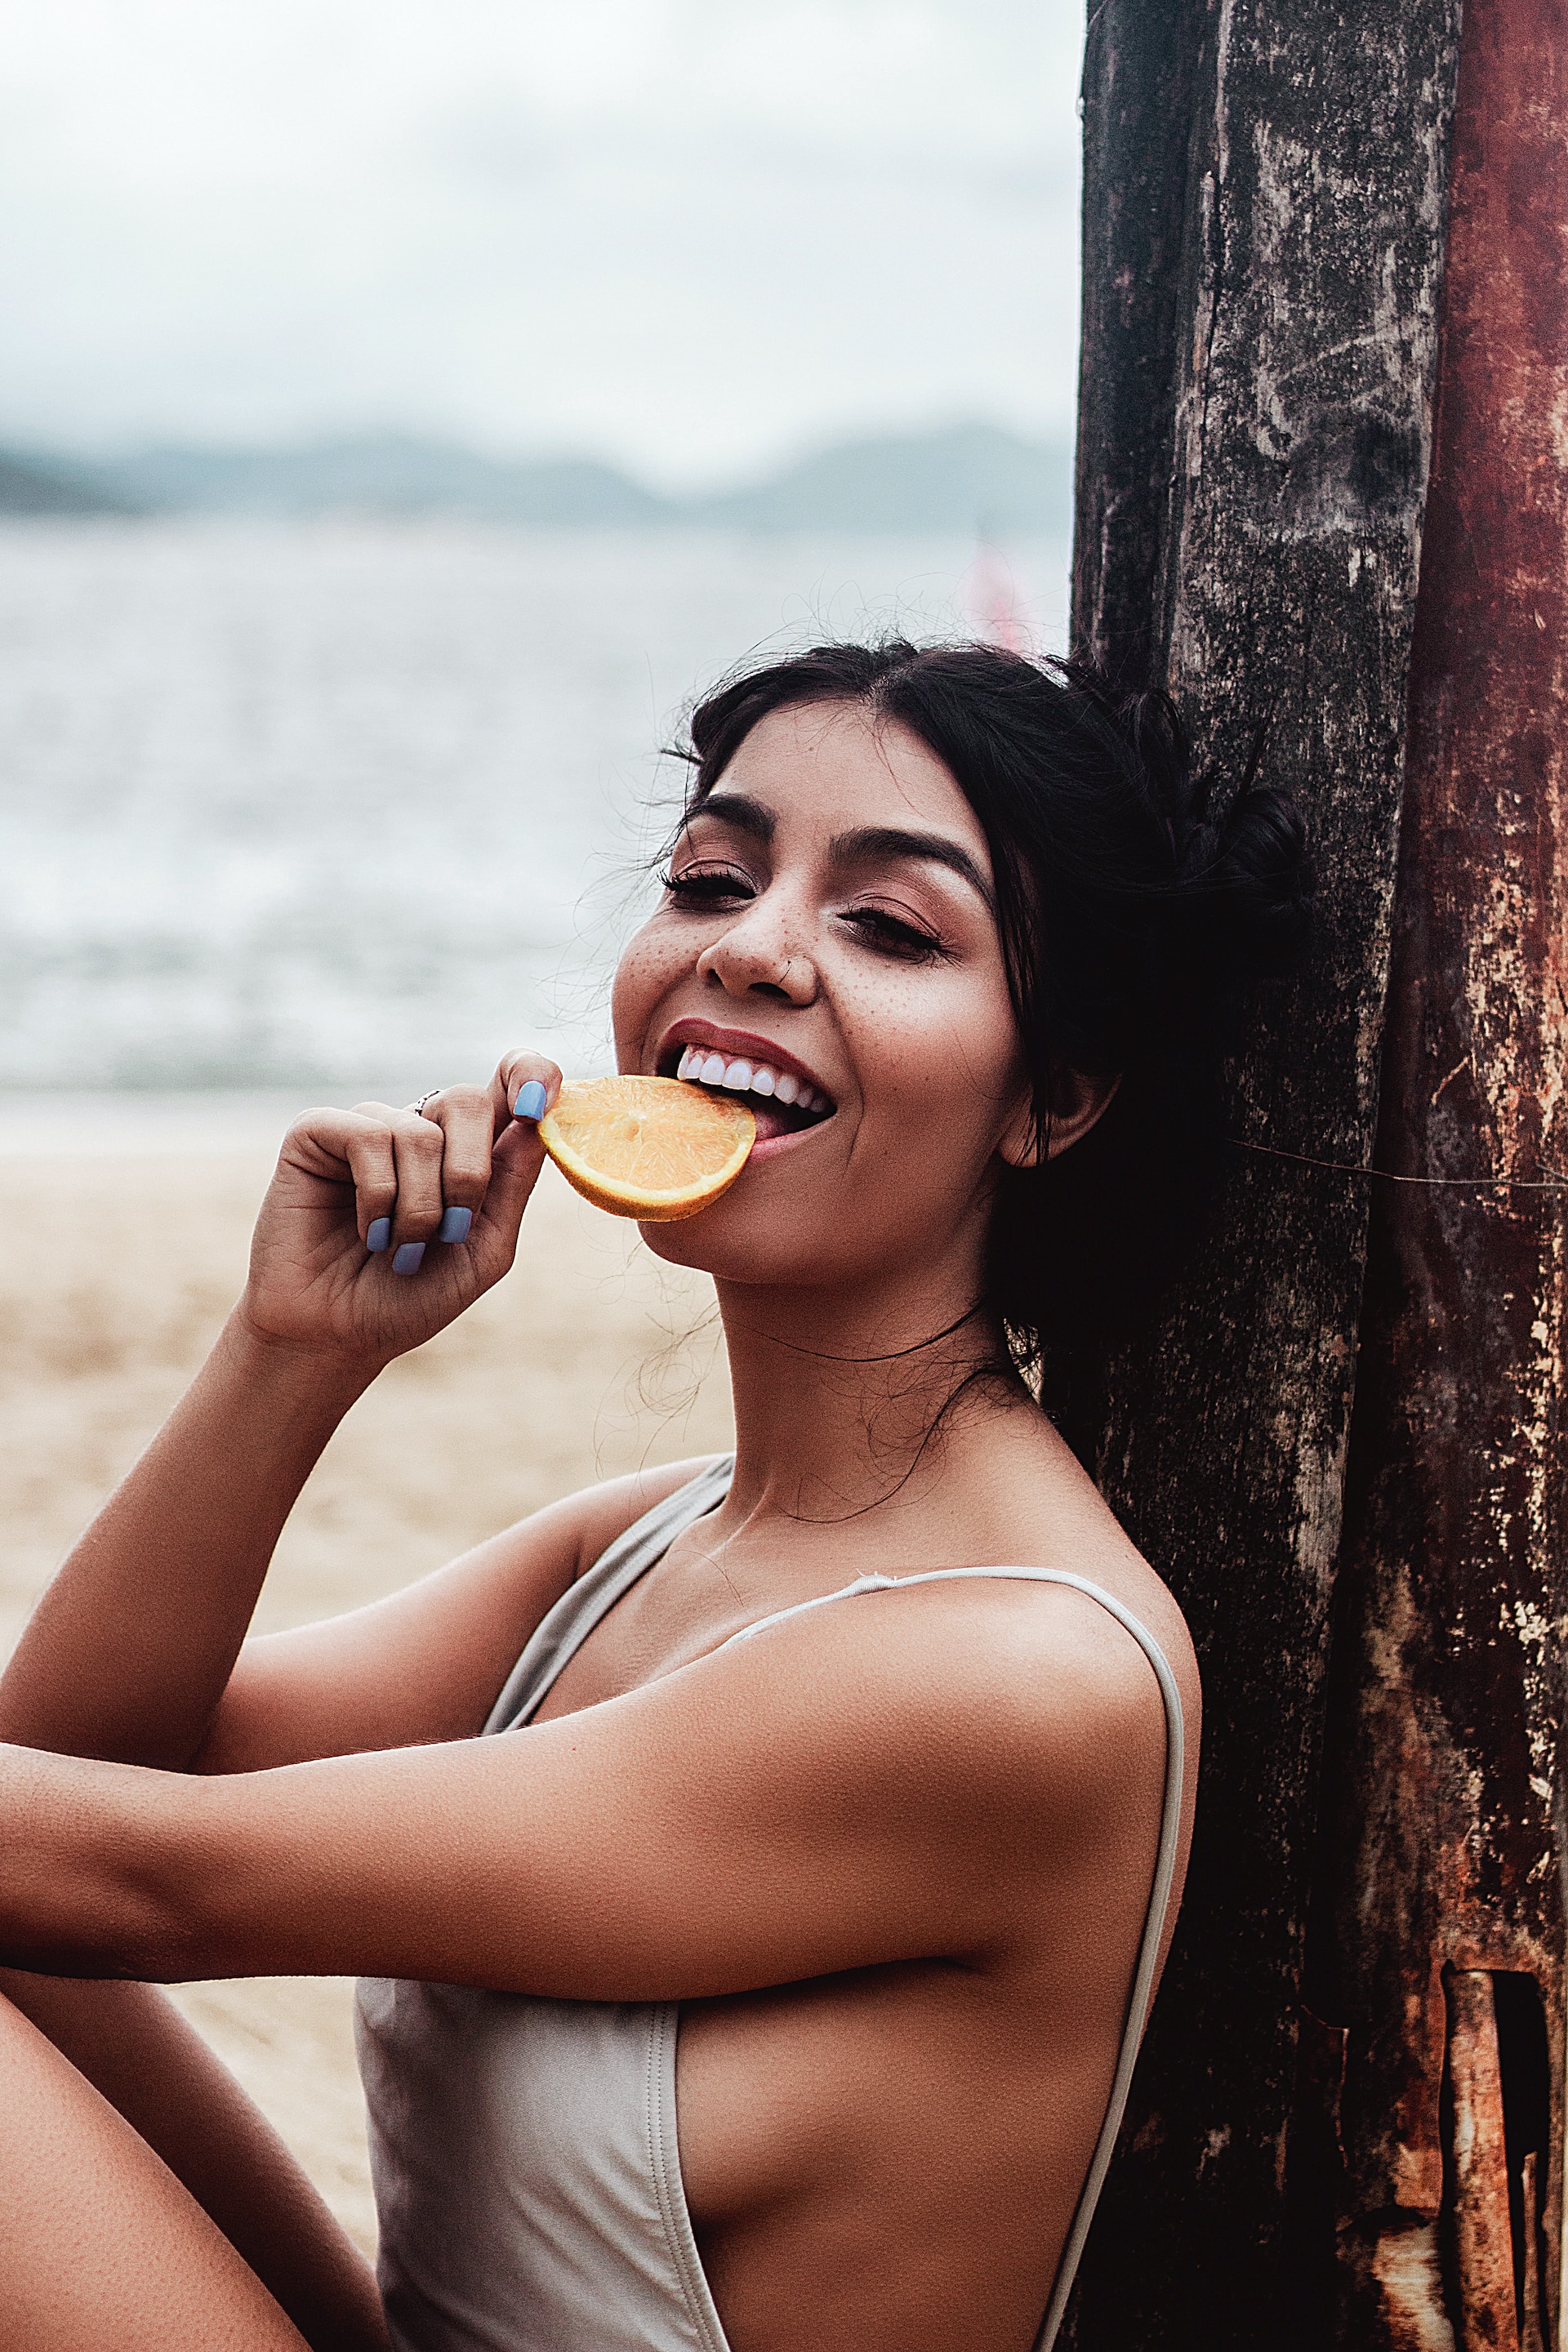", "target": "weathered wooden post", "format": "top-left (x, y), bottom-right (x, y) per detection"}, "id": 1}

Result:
top-left (1304, 1), bottom-right (1568, 2341)
top-left (1063, 0), bottom-right (1463, 2341)
top-left (1071, 0), bottom-right (1568, 2340)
